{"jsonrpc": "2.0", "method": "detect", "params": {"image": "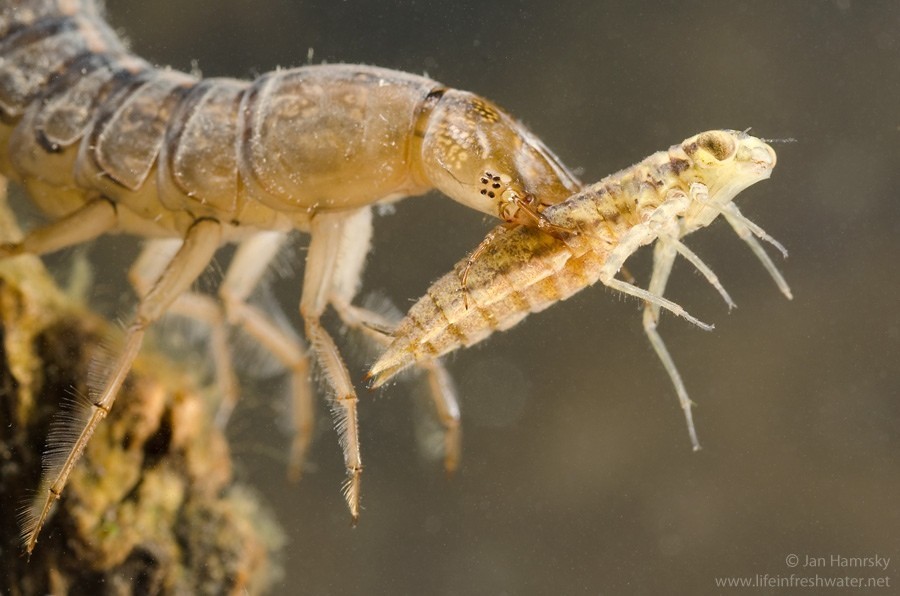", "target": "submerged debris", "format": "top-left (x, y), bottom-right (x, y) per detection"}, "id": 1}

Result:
top-left (0, 181), bottom-right (283, 595)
